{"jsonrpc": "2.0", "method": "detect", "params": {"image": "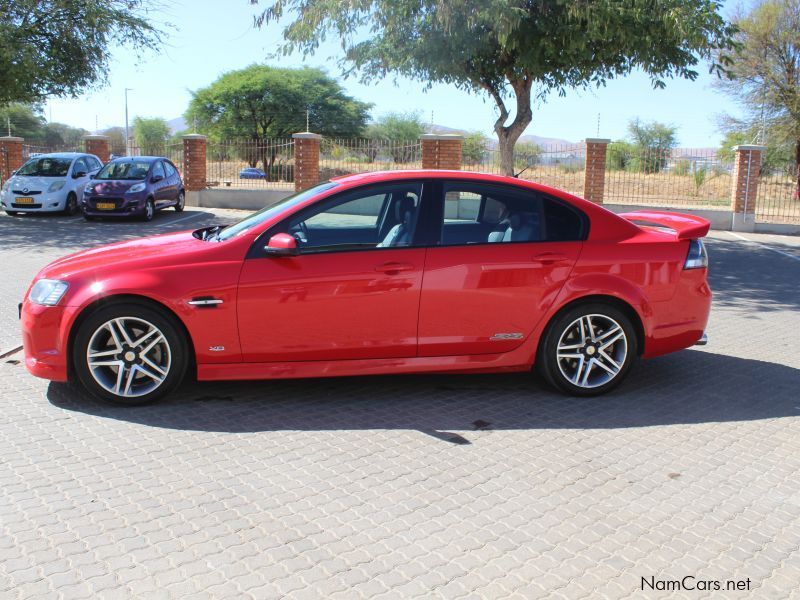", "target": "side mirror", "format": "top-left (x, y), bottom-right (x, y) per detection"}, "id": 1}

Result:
top-left (264, 233), bottom-right (298, 256)
top-left (73, 171), bottom-right (87, 179)
top-left (151, 174), bottom-right (164, 183)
